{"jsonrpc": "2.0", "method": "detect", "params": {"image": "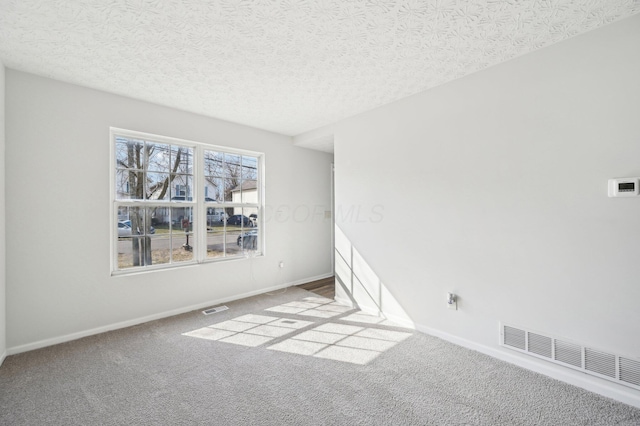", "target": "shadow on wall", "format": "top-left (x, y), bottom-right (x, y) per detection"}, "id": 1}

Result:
top-left (334, 225), bottom-right (414, 328)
